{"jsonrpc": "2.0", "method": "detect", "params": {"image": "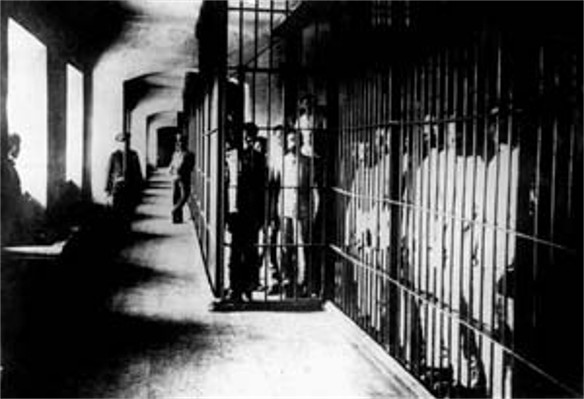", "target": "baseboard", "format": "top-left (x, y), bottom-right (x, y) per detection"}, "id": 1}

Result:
top-left (324, 301), bottom-right (434, 398)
